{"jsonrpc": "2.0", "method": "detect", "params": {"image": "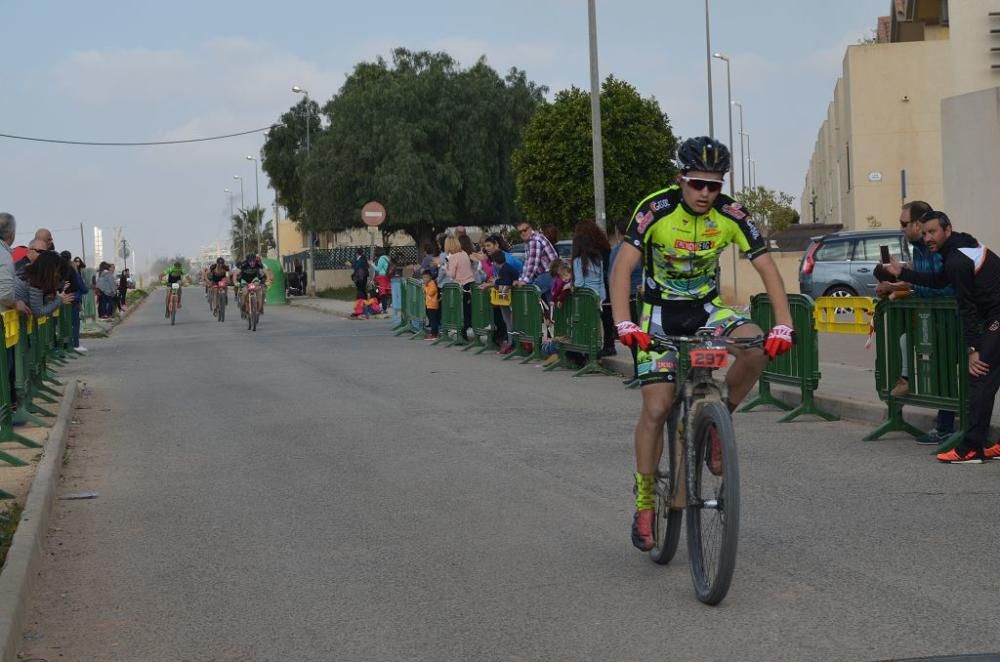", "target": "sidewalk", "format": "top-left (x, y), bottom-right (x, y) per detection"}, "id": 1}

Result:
top-left (287, 296), bottom-right (390, 320)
